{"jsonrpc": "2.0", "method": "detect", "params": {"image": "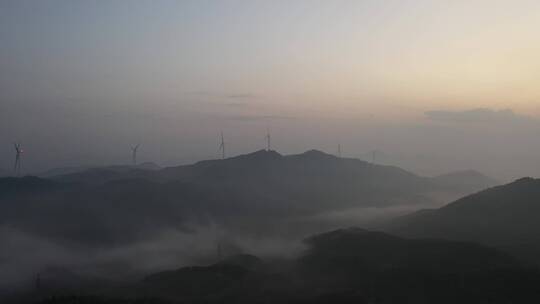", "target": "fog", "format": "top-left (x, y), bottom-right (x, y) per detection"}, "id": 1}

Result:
top-left (0, 200), bottom-right (437, 293)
